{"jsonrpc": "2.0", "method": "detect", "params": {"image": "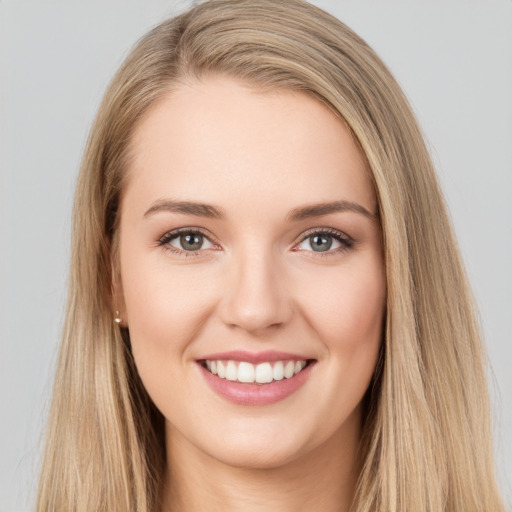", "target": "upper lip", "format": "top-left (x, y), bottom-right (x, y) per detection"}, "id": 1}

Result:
top-left (198, 350), bottom-right (314, 364)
